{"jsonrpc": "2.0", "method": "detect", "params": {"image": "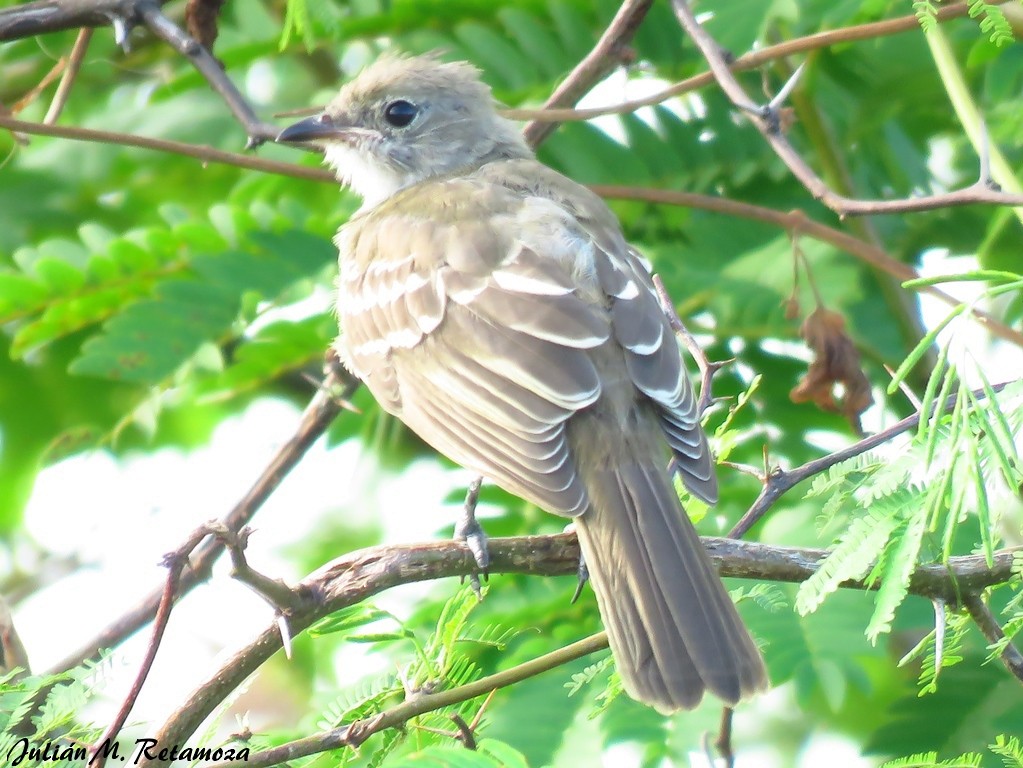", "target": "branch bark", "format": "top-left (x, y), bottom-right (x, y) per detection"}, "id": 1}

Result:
top-left (47, 367), bottom-right (357, 675)
top-left (669, 0), bottom-right (1023, 216)
top-left (0, 0), bottom-right (162, 41)
top-left (138, 533), bottom-right (1022, 765)
top-left (523, 0), bottom-right (653, 147)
